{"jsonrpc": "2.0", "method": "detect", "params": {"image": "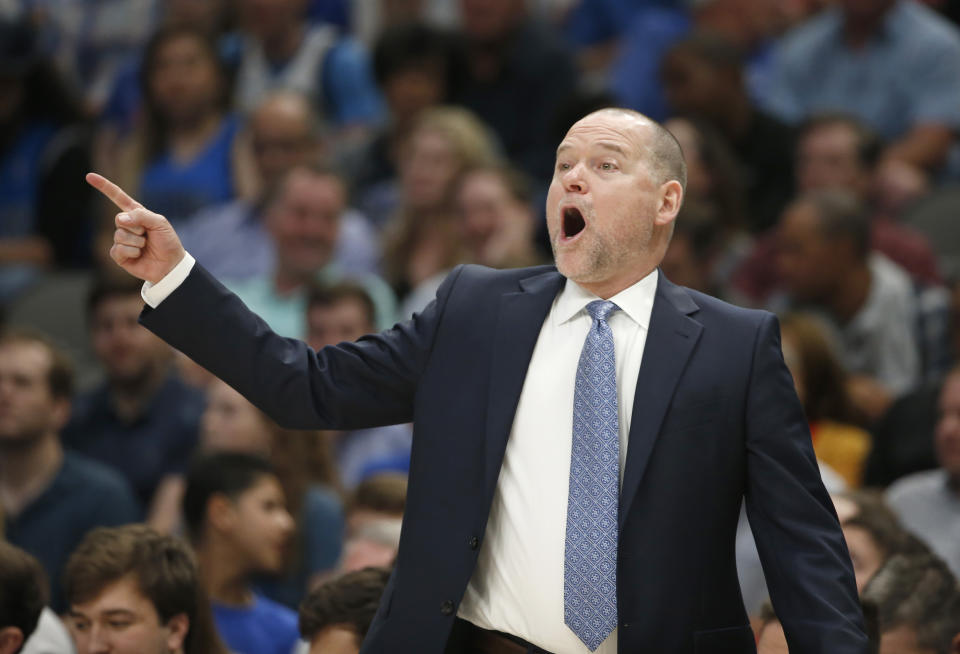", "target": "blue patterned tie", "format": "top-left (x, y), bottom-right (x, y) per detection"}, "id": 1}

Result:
top-left (565, 300), bottom-right (620, 651)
